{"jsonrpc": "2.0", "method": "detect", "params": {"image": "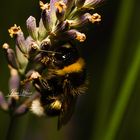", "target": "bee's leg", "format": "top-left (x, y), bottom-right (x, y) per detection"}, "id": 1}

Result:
top-left (20, 71), bottom-right (41, 85)
top-left (20, 71), bottom-right (51, 94)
